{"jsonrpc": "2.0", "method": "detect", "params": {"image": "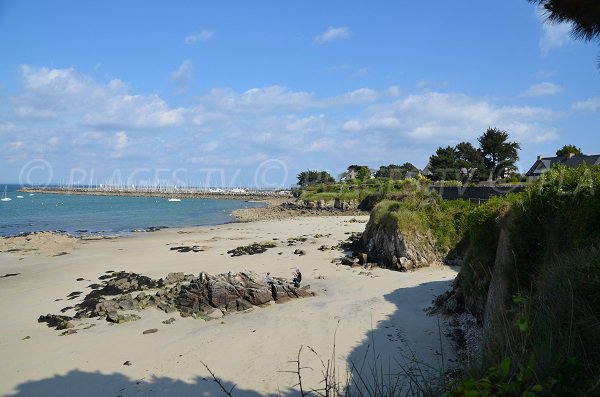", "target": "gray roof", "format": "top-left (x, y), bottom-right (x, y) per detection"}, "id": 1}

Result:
top-left (525, 155), bottom-right (600, 176)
